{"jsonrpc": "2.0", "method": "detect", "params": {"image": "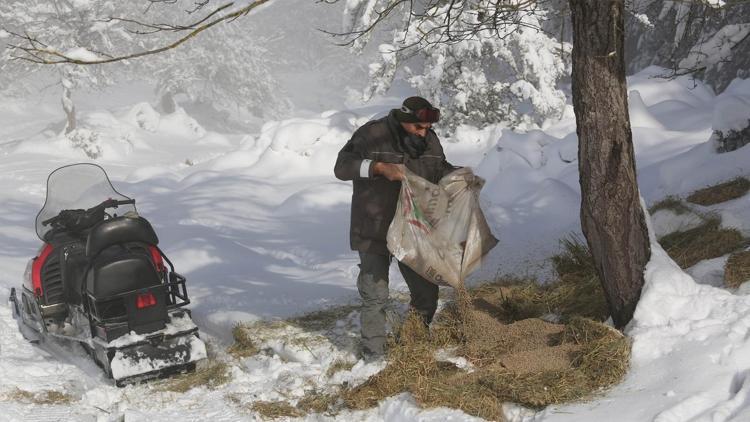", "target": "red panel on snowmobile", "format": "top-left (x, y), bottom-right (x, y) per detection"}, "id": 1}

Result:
top-left (148, 245), bottom-right (165, 273)
top-left (31, 243), bottom-right (54, 297)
